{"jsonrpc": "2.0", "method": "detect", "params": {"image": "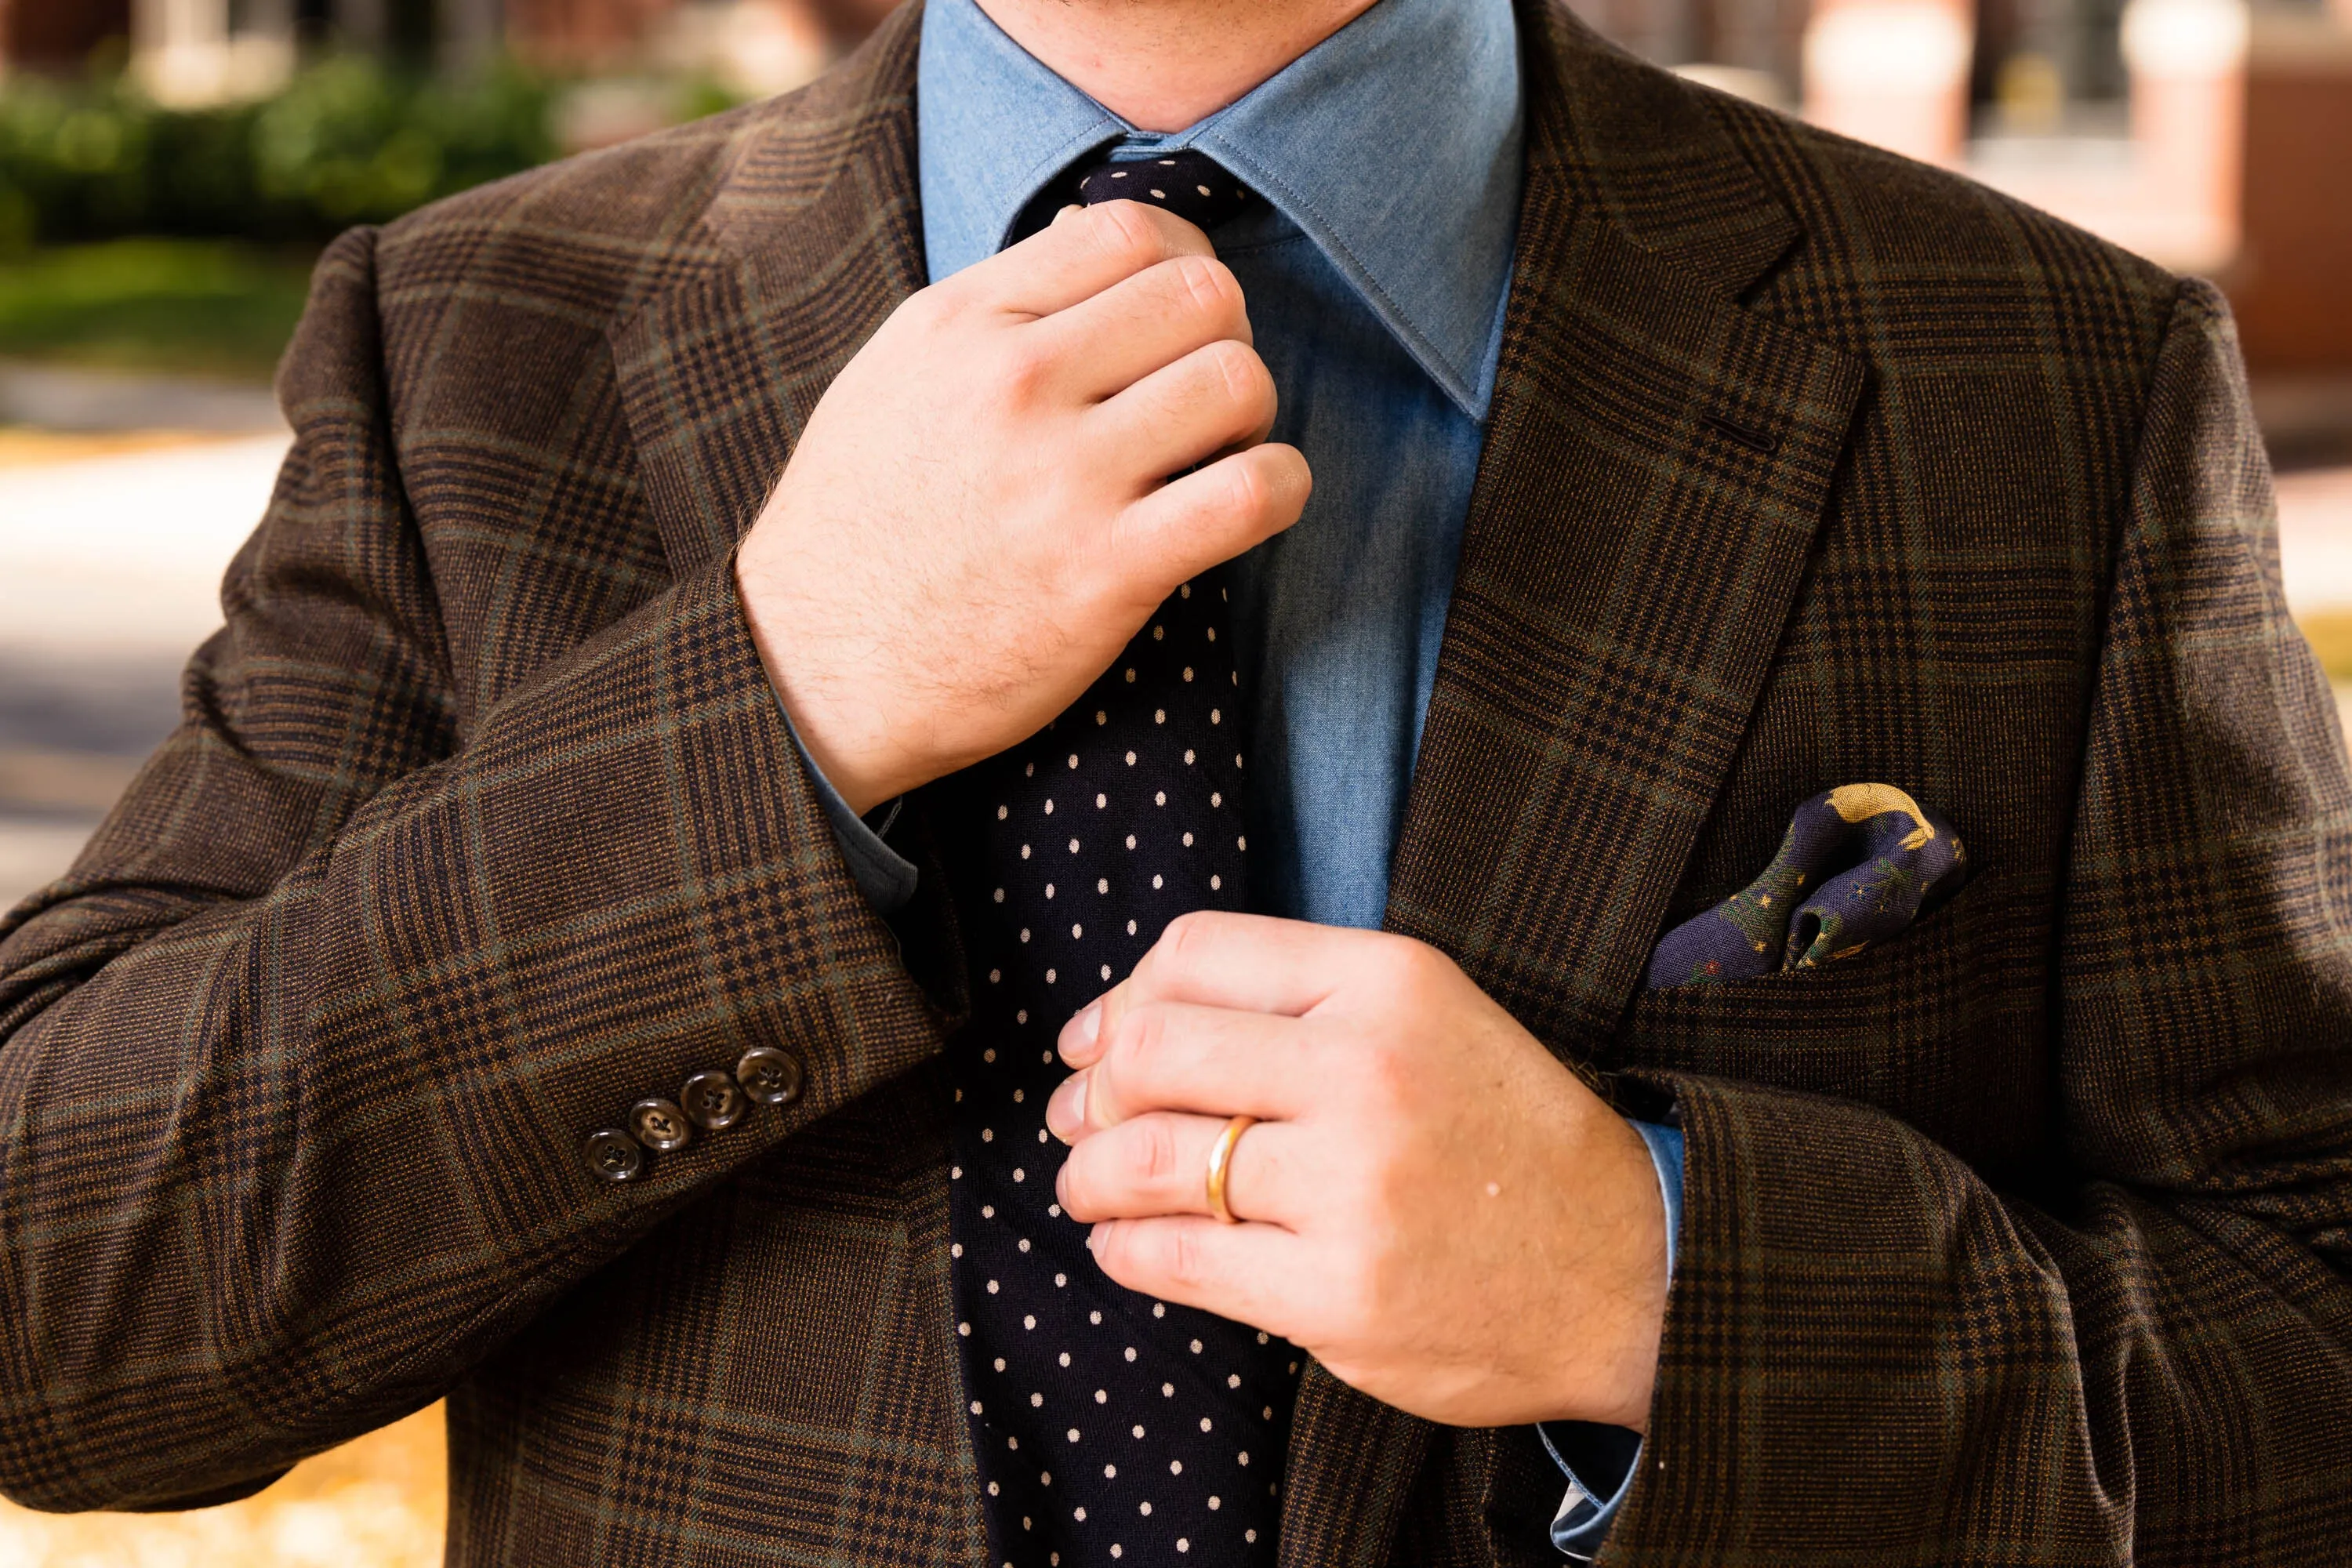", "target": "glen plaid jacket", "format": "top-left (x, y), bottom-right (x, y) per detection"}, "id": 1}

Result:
top-left (4, 1), bottom-right (2349, 1561)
